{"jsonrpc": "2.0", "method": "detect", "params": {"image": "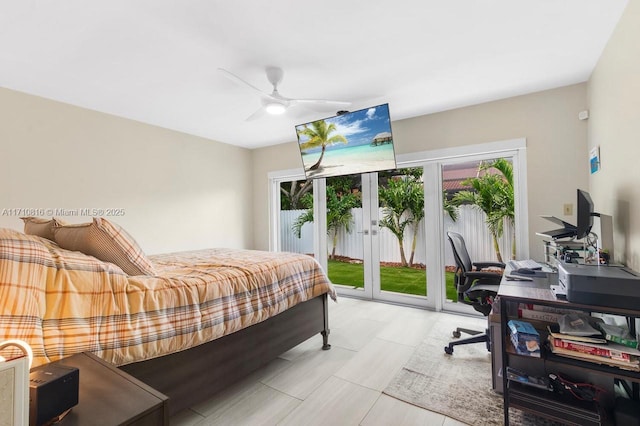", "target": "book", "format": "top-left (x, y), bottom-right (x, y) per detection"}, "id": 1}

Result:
top-left (519, 308), bottom-right (563, 323)
top-left (519, 303), bottom-right (582, 315)
top-left (508, 320), bottom-right (541, 357)
top-left (605, 334), bottom-right (639, 349)
top-left (597, 323), bottom-right (639, 349)
top-left (511, 333), bottom-right (541, 357)
top-left (549, 345), bottom-right (640, 372)
top-left (549, 337), bottom-right (638, 362)
top-left (547, 325), bottom-right (607, 344)
top-left (503, 367), bottom-right (551, 390)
